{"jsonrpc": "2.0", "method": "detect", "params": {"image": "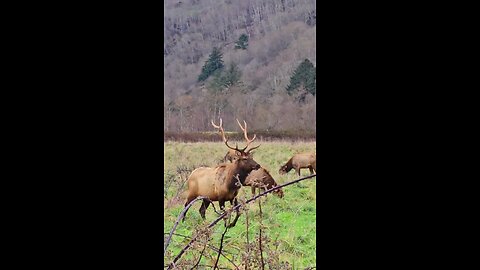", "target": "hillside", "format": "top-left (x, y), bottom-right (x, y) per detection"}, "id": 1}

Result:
top-left (164, 0), bottom-right (316, 133)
